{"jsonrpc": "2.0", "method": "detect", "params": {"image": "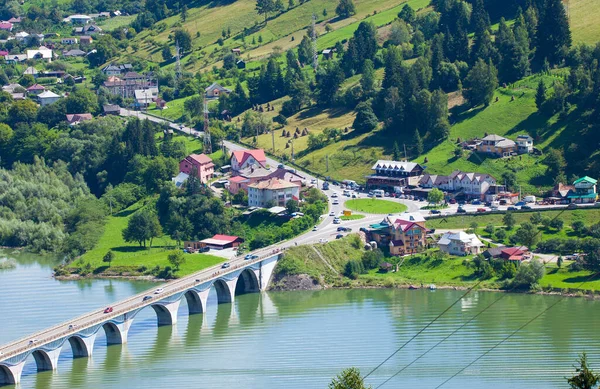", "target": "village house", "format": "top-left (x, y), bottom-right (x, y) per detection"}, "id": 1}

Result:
top-left (437, 232), bottom-right (484, 256)
top-left (228, 165), bottom-right (304, 194)
top-left (23, 66), bottom-right (38, 77)
top-left (63, 14), bottom-right (92, 24)
top-left (36, 90), bottom-right (61, 106)
top-left (476, 134), bottom-right (517, 157)
top-left (0, 22), bottom-right (13, 31)
top-left (184, 235), bottom-right (244, 252)
top-left (14, 31), bottom-right (29, 42)
top-left (387, 213), bottom-right (427, 256)
top-left (2, 83), bottom-right (23, 94)
top-left (568, 176), bottom-right (598, 204)
top-left (247, 178), bottom-right (300, 208)
top-left (516, 134), bottom-right (534, 154)
top-left (61, 38), bottom-right (78, 45)
top-left (205, 82), bottom-right (231, 99)
top-left (103, 104), bottom-right (120, 115)
top-left (419, 171), bottom-right (497, 200)
top-left (103, 76), bottom-right (156, 99)
top-left (4, 54), bottom-right (27, 63)
top-left (102, 63), bottom-right (133, 75)
top-left (134, 88), bottom-right (158, 108)
top-left (26, 47), bottom-right (53, 62)
top-left (79, 36), bottom-right (93, 45)
top-left (179, 153), bottom-right (215, 184)
top-left (63, 49), bottom-right (86, 57)
top-left (366, 160), bottom-right (425, 191)
top-left (66, 113), bottom-right (93, 125)
top-left (26, 84), bottom-right (45, 94)
top-left (7, 17), bottom-right (22, 24)
top-left (236, 59), bottom-right (246, 69)
top-left (231, 149), bottom-right (267, 171)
